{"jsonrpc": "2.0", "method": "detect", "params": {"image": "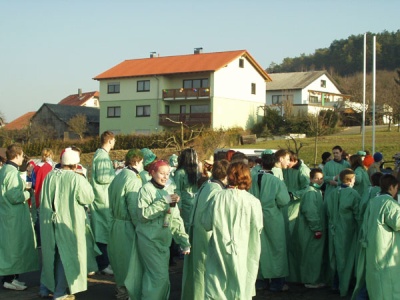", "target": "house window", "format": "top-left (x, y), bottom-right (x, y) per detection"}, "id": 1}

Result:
top-left (107, 106), bottom-right (121, 118)
top-left (190, 105), bottom-right (209, 113)
top-left (165, 105), bottom-right (170, 114)
top-left (321, 80), bottom-right (326, 88)
top-left (272, 94), bottom-right (294, 104)
top-left (183, 78), bottom-right (209, 89)
top-left (107, 83), bottom-right (120, 94)
top-left (136, 105), bottom-right (150, 117)
top-left (239, 58), bottom-right (244, 68)
top-left (137, 80), bottom-right (150, 92)
top-left (251, 83), bottom-right (256, 95)
top-left (309, 96), bottom-right (319, 103)
top-left (180, 105), bottom-right (186, 114)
